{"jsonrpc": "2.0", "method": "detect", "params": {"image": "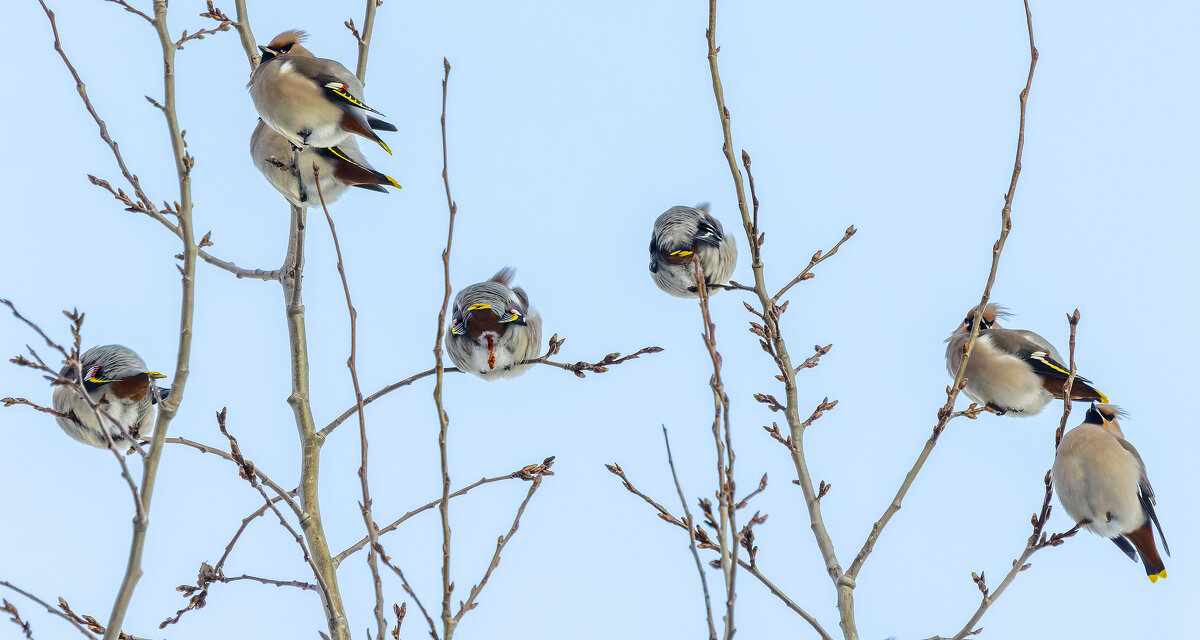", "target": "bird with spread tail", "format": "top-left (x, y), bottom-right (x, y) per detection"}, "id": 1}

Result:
top-left (945, 304), bottom-right (1107, 416)
top-left (52, 345), bottom-right (169, 448)
top-left (648, 204), bottom-right (737, 298)
top-left (250, 119), bottom-right (399, 208)
top-left (446, 268), bottom-right (541, 379)
top-left (1053, 403), bottom-right (1169, 582)
top-left (248, 30), bottom-right (397, 154)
